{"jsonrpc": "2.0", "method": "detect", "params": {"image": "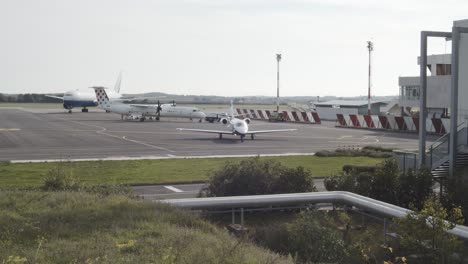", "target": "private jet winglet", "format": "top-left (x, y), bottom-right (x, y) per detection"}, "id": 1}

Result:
top-left (177, 101), bottom-right (296, 142)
